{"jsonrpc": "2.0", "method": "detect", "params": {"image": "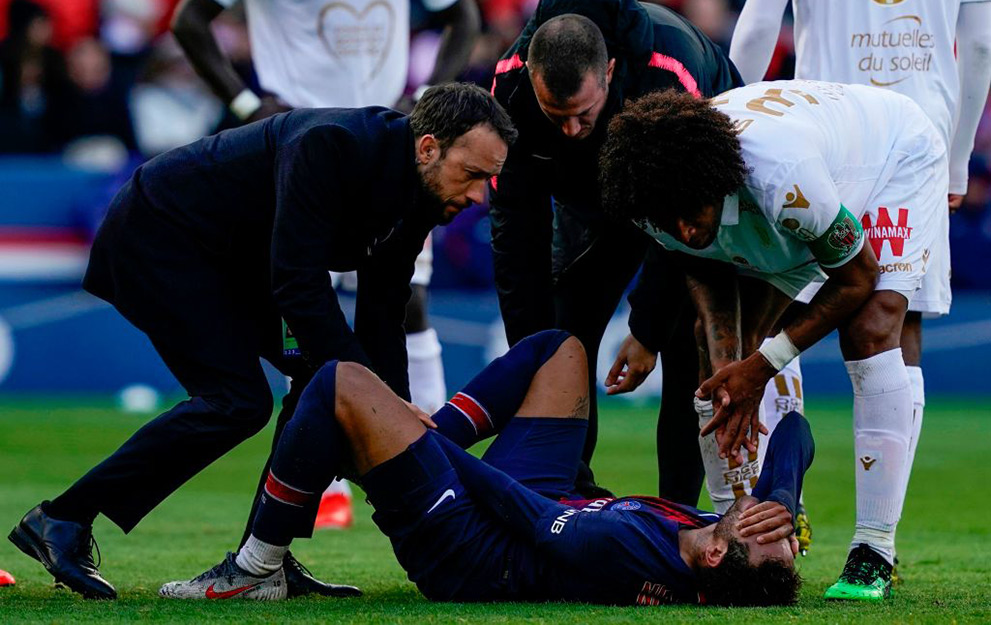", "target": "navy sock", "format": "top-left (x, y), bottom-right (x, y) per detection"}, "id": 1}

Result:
top-left (252, 361), bottom-right (347, 545)
top-left (433, 329), bottom-right (572, 449)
